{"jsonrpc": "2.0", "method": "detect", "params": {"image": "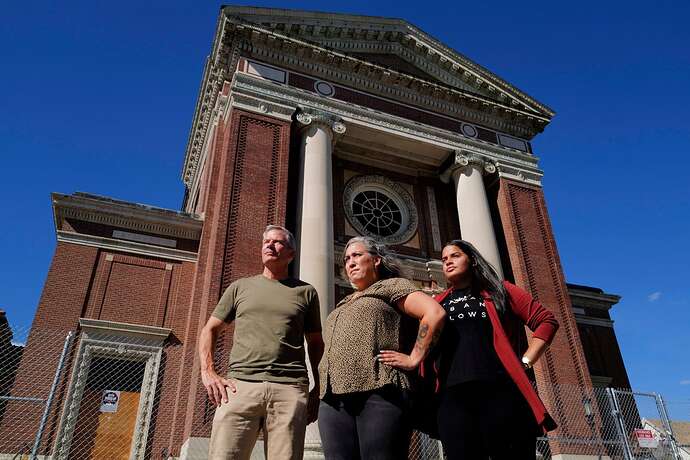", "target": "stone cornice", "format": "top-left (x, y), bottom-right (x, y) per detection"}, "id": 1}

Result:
top-left (237, 26), bottom-right (550, 131)
top-left (568, 286), bottom-right (622, 311)
top-left (228, 73), bottom-right (543, 187)
top-left (182, 19), bottom-right (244, 187)
top-left (244, 41), bottom-right (543, 139)
top-left (79, 318), bottom-right (171, 345)
top-left (221, 6), bottom-right (555, 118)
top-left (52, 193), bottom-right (203, 241)
top-left (182, 10), bottom-right (554, 188)
top-left (57, 231), bottom-right (198, 262)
